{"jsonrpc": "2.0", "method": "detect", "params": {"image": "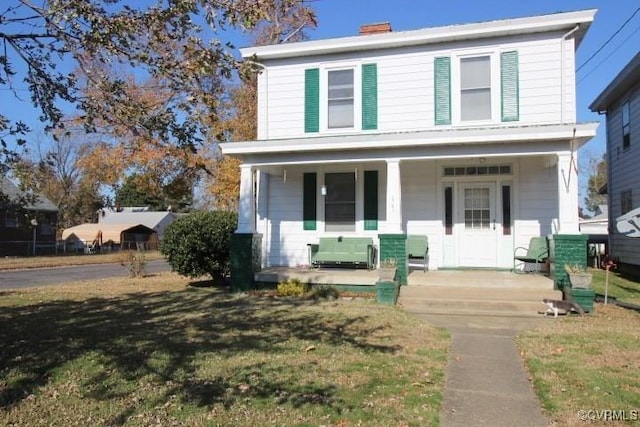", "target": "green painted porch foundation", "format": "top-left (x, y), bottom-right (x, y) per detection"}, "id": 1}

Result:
top-left (230, 233), bottom-right (262, 292)
top-left (550, 234), bottom-right (588, 292)
top-left (378, 234), bottom-right (407, 285)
